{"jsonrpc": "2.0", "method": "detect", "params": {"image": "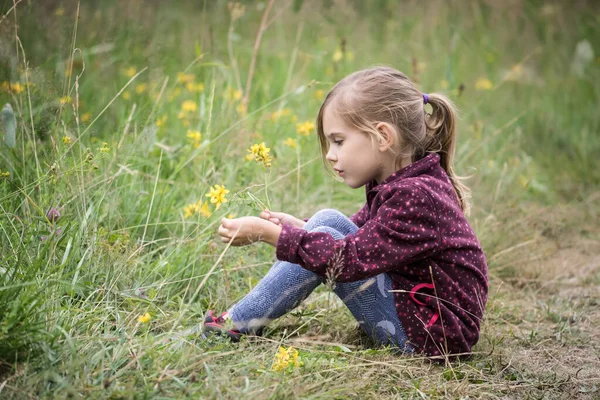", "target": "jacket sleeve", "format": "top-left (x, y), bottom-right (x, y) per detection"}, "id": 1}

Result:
top-left (349, 203), bottom-right (369, 228)
top-left (276, 186), bottom-right (440, 282)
